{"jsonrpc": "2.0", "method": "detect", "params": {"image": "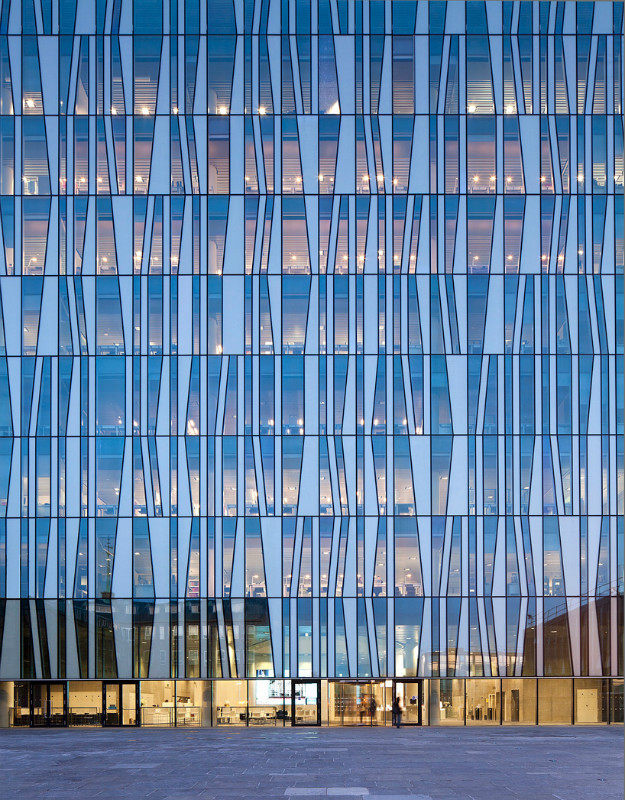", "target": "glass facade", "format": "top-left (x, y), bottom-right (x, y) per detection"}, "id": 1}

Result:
top-left (3, 678), bottom-right (623, 727)
top-left (0, 0), bottom-right (623, 726)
